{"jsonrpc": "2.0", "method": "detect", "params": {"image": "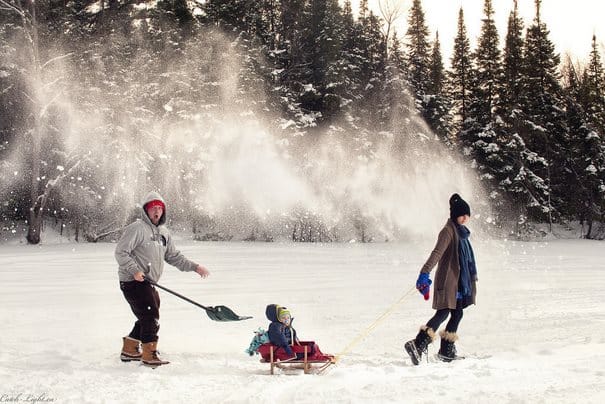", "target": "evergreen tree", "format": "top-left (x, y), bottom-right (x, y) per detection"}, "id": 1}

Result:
top-left (159, 0), bottom-right (193, 25)
top-left (204, 0), bottom-right (265, 36)
top-left (563, 95), bottom-right (605, 237)
top-left (334, 0), bottom-right (361, 122)
top-left (562, 38), bottom-right (605, 236)
top-left (448, 8), bottom-right (473, 133)
top-left (276, 0), bottom-right (306, 68)
top-left (499, 131), bottom-right (551, 232)
top-left (497, 0), bottom-right (534, 220)
top-left (297, 0), bottom-right (345, 119)
top-left (584, 34), bottom-right (605, 135)
top-left (357, 9), bottom-right (388, 126)
top-left (336, 4), bottom-right (388, 128)
top-left (428, 32), bottom-right (444, 95)
top-left (501, 0), bottom-right (524, 110)
top-left (422, 32), bottom-right (452, 146)
top-left (470, 0), bottom-right (501, 122)
top-left (517, 0), bottom-right (567, 222)
top-left (384, 30), bottom-right (416, 128)
top-left (459, 0), bottom-right (505, 210)
top-left (403, 0), bottom-right (430, 99)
